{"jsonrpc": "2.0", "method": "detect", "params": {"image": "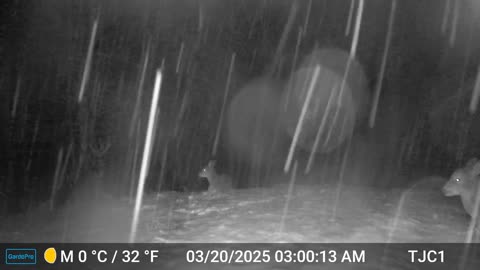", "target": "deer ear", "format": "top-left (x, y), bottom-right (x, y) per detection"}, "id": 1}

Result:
top-left (465, 158), bottom-right (479, 169)
top-left (471, 159), bottom-right (480, 177)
